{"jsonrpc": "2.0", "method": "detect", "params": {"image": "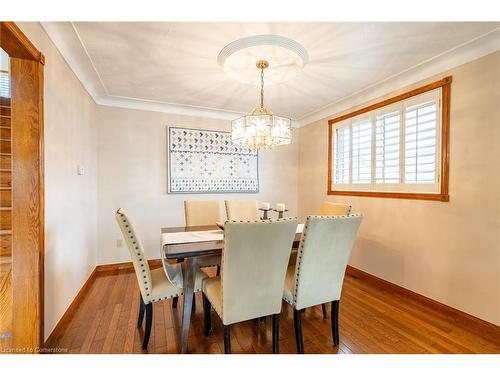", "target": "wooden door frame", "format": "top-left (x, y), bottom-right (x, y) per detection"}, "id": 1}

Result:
top-left (0, 21), bottom-right (45, 352)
